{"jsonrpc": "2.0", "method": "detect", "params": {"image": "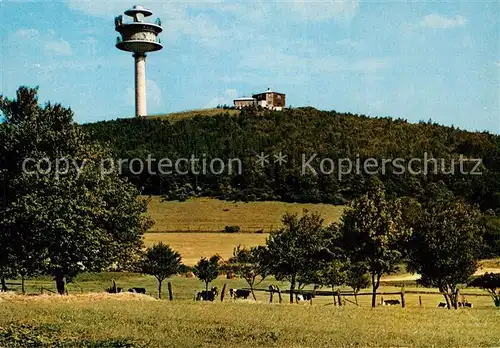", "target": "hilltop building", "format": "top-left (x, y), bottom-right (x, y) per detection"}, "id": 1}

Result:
top-left (233, 97), bottom-right (257, 109)
top-left (234, 88), bottom-right (286, 111)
